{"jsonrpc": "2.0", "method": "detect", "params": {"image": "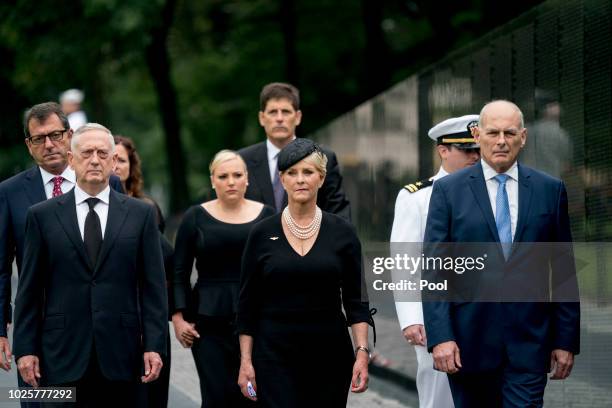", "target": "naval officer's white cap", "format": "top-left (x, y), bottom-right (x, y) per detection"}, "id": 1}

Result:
top-left (59, 89), bottom-right (84, 104)
top-left (428, 114), bottom-right (480, 149)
